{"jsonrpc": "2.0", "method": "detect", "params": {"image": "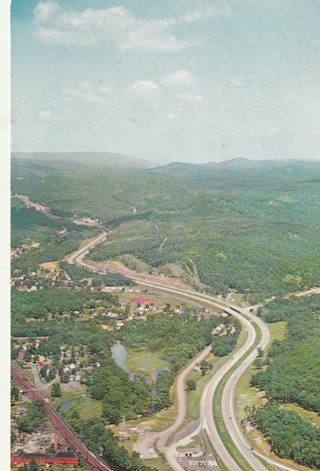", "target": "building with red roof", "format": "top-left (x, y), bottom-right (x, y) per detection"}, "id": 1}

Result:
top-left (131, 297), bottom-right (155, 303)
